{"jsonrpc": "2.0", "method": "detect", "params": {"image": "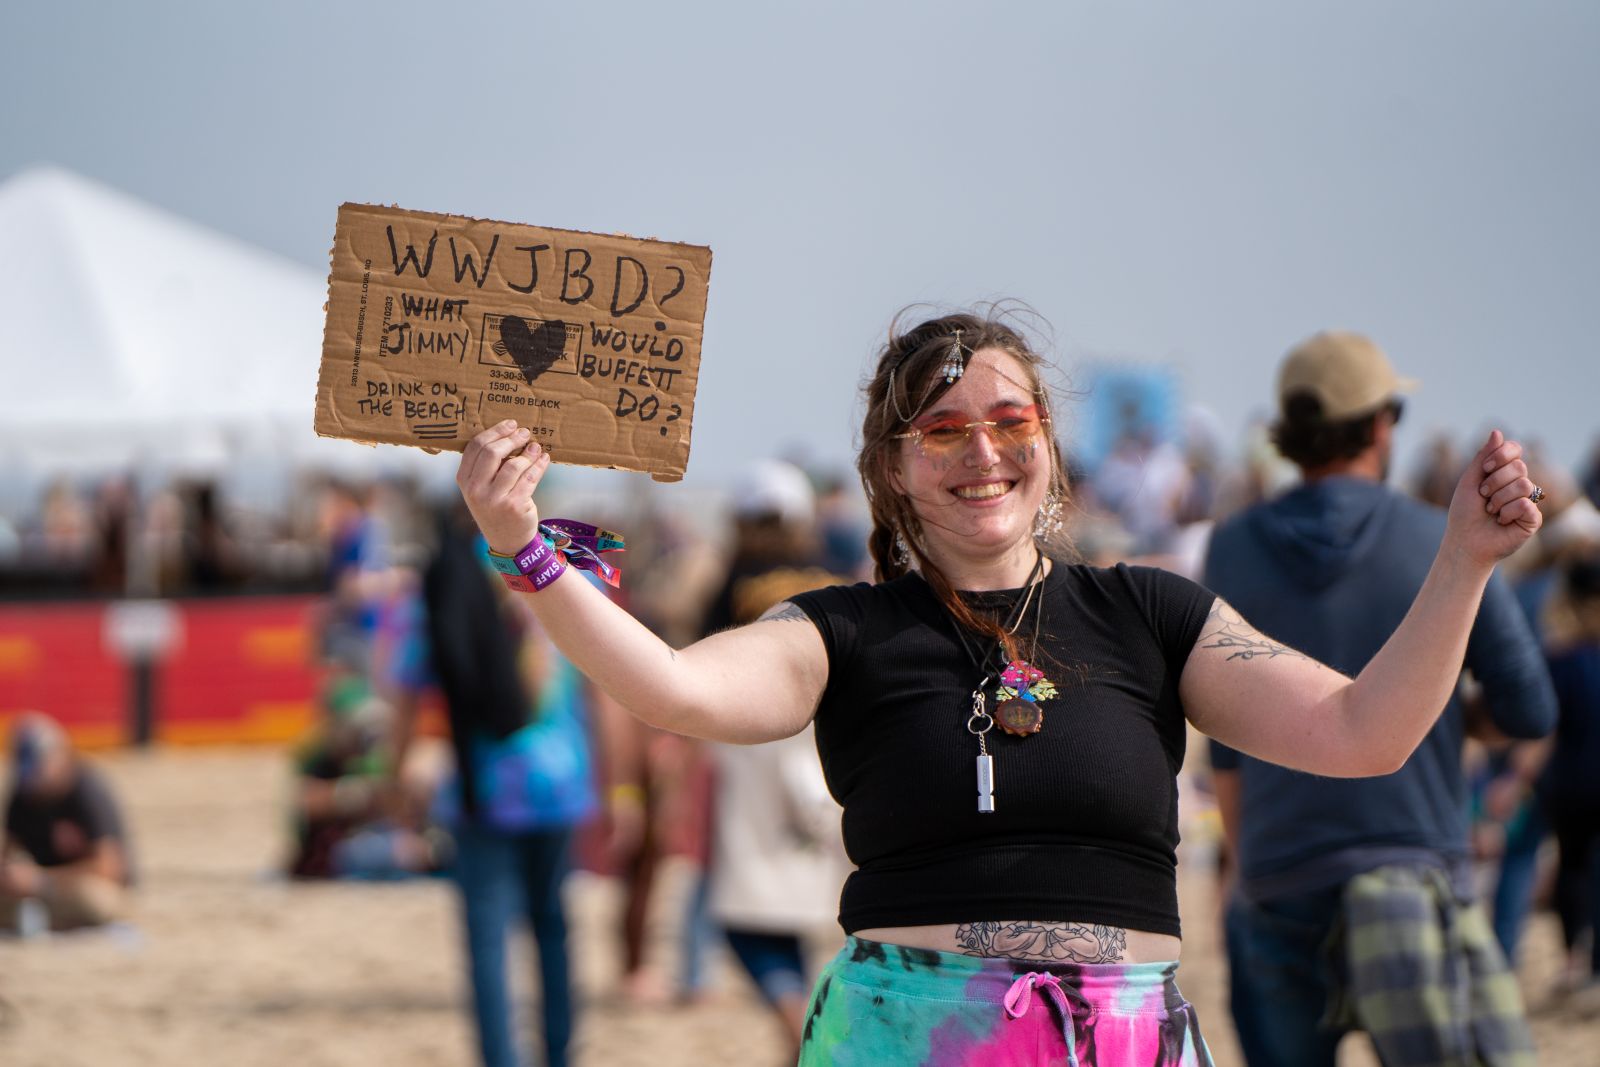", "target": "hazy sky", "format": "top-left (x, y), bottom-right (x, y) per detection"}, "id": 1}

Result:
top-left (4, 1), bottom-right (1596, 489)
